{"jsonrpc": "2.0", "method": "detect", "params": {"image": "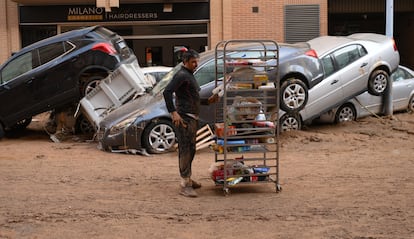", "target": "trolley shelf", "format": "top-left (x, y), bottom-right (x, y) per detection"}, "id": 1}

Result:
top-left (211, 39), bottom-right (282, 195)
